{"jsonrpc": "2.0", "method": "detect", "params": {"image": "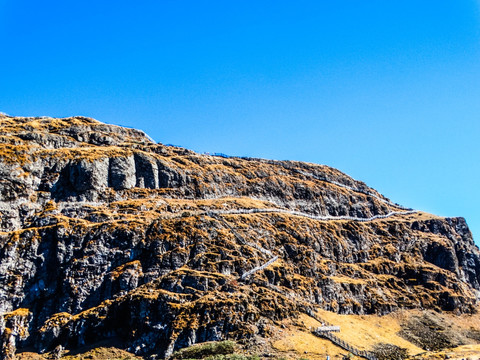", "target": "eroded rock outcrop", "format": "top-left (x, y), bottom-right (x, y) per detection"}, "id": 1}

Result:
top-left (68, 158), bottom-right (109, 192)
top-left (109, 155), bottom-right (136, 190)
top-left (0, 114), bottom-right (478, 358)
